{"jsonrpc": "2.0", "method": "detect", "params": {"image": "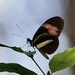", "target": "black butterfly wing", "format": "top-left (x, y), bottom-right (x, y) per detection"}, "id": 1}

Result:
top-left (32, 16), bottom-right (64, 59)
top-left (33, 33), bottom-right (59, 59)
top-left (33, 16), bottom-right (64, 40)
